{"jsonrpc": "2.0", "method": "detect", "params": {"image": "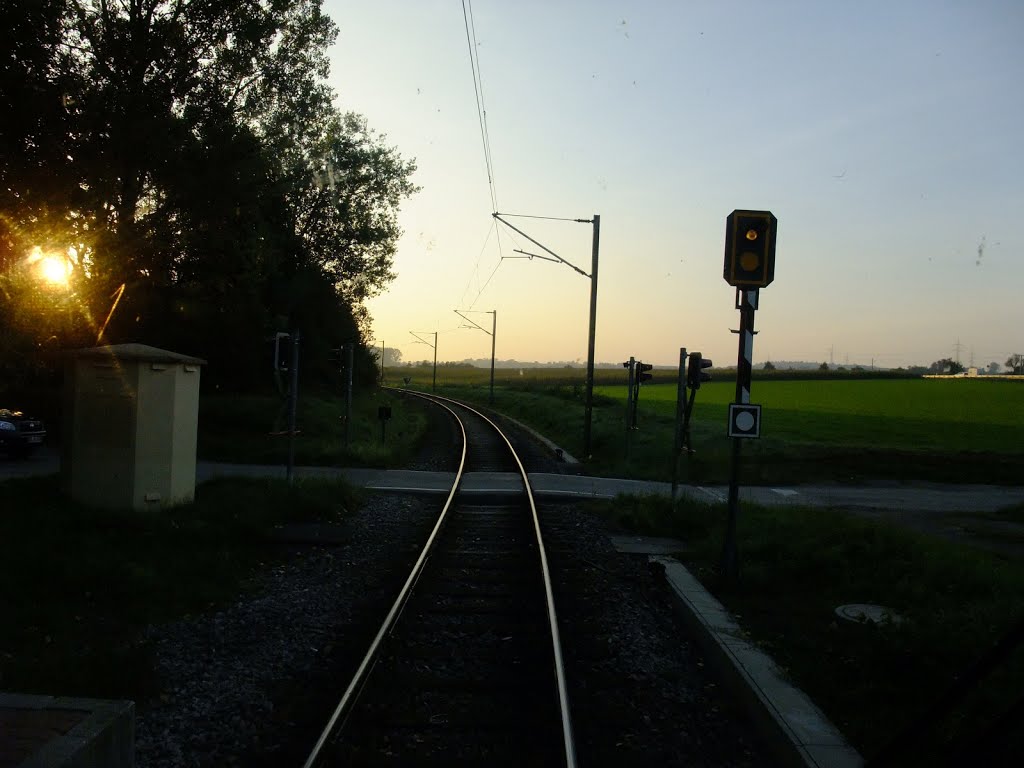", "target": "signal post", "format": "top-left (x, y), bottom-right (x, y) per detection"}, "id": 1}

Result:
top-left (721, 210), bottom-right (777, 578)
